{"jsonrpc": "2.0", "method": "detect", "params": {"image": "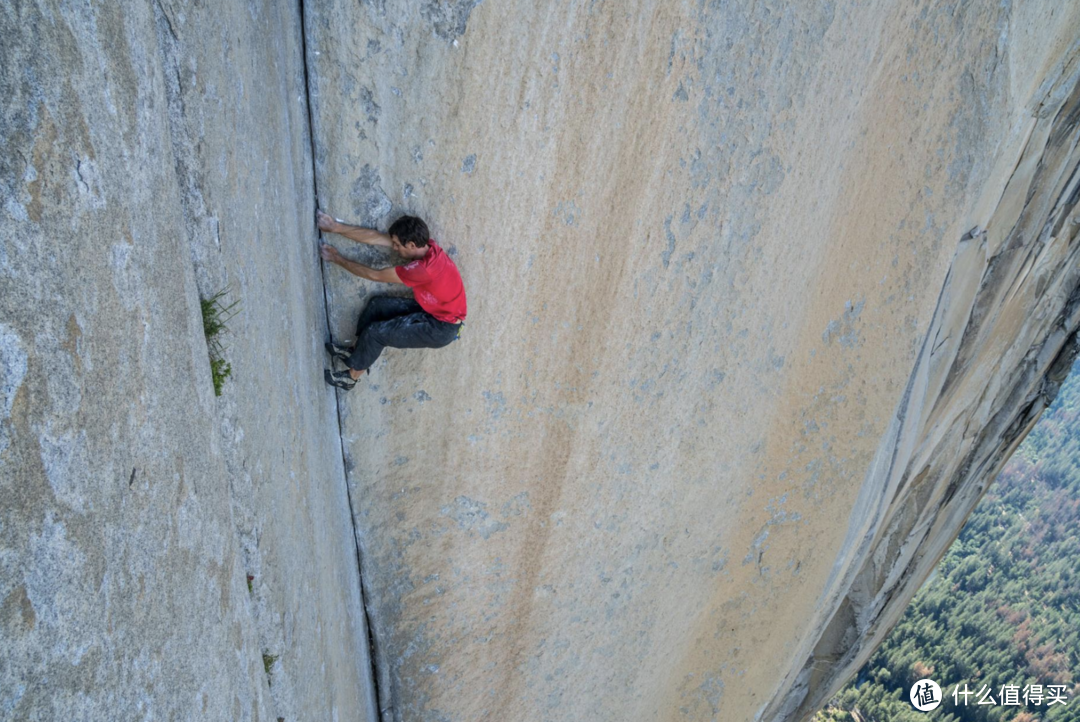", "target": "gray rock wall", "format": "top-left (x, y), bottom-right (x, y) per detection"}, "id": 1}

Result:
top-left (1, 1), bottom-right (376, 720)
top-left (3, 1), bottom-right (1079, 721)
top-left (306, 1), bottom-right (1080, 721)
